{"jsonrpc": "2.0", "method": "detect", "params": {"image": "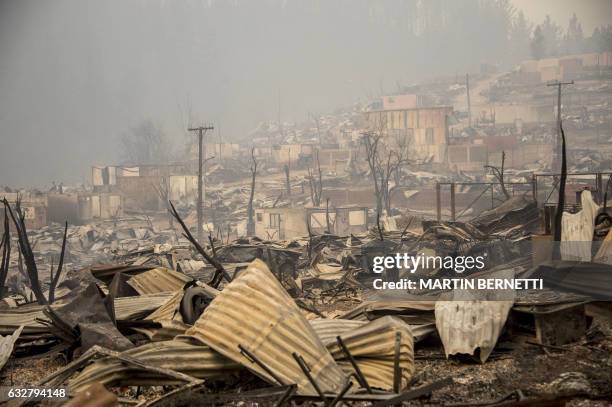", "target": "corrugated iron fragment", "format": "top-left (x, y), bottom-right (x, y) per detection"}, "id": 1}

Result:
top-left (185, 259), bottom-right (349, 394)
top-left (435, 269), bottom-right (515, 363)
top-left (127, 267), bottom-right (192, 295)
top-left (436, 300), bottom-right (513, 363)
top-left (69, 337), bottom-right (240, 392)
top-left (325, 316), bottom-right (415, 391)
top-left (0, 325), bottom-right (23, 371)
